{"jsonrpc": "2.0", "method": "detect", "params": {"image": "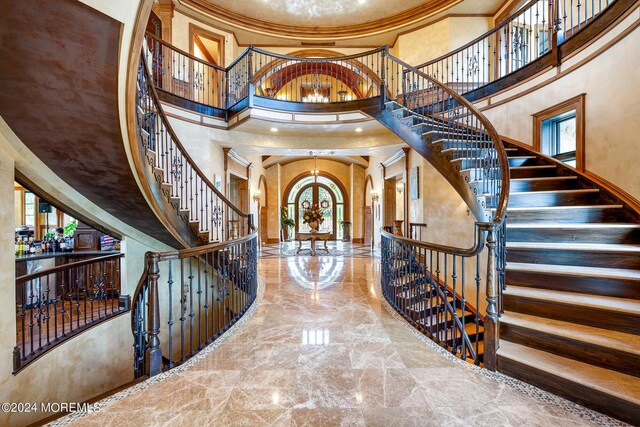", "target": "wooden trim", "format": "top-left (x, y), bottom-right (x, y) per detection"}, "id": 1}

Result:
top-left (352, 238), bottom-right (365, 244)
top-left (189, 23), bottom-right (226, 66)
top-left (582, 171), bottom-right (640, 218)
top-left (284, 49), bottom-right (346, 58)
top-left (532, 94), bottom-right (586, 172)
top-left (265, 238), bottom-right (280, 244)
top-left (182, 0), bottom-right (464, 41)
top-left (494, 0), bottom-right (528, 24)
